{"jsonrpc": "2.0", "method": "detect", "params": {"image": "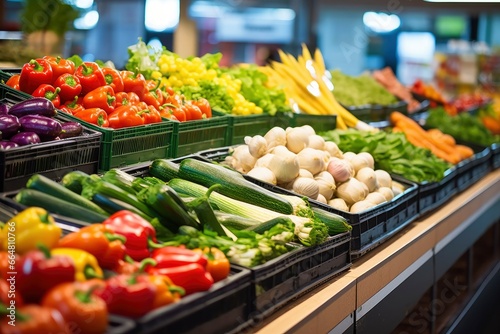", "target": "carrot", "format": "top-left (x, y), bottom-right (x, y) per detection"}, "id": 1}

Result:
top-left (427, 128), bottom-right (456, 146)
top-left (455, 144), bottom-right (474, 160)
top-left (403, 128), bottom-right (460, 164)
